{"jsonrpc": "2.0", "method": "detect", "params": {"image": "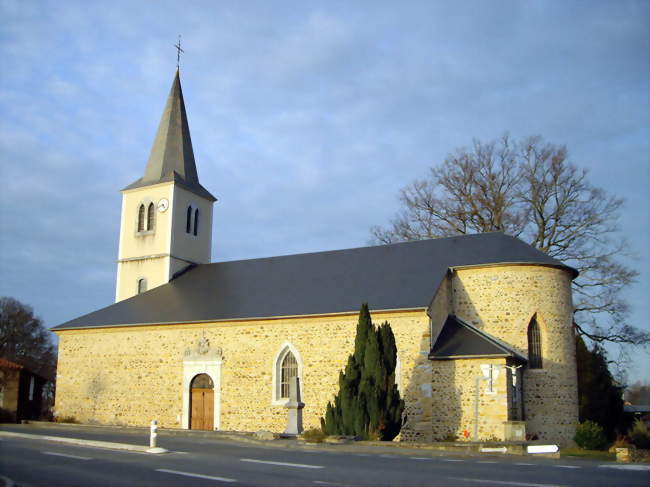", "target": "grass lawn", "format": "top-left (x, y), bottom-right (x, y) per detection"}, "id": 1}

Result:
top-left (561, 448), bottom-right (615, 461)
